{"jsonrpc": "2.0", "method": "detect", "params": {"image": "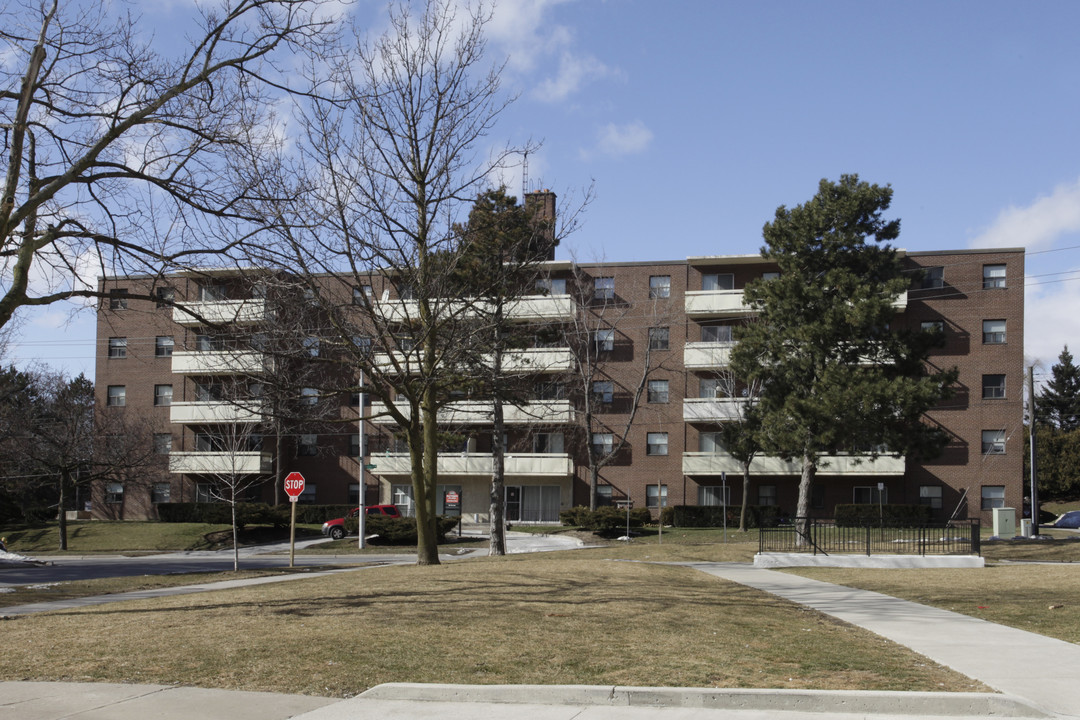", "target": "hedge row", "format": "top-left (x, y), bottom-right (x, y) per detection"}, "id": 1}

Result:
top-left (834, 503), bottom-right (932, 527)
top-left (560, 506), bottom-right (654, 534)
top-left (342, 515), bottom-right (460, 544)
top-left (663, 504), bottom-right (784, 528)
top-left (156, 503), bottom-right (356, 526)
